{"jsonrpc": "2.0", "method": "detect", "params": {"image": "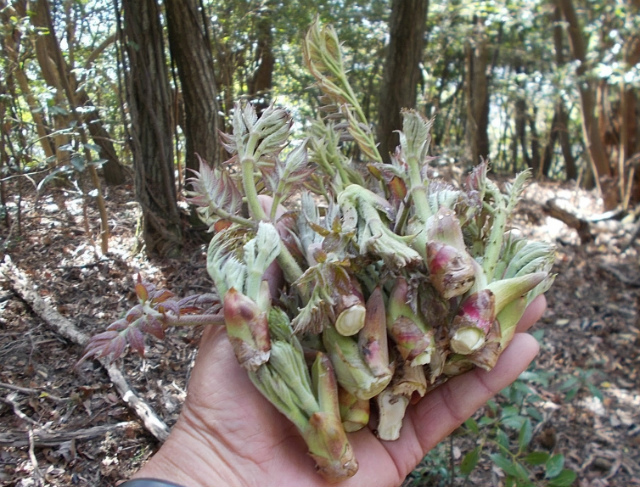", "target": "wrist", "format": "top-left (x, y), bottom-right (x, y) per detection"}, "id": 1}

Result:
top-left (121, 480), bottom-right (186, 487)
